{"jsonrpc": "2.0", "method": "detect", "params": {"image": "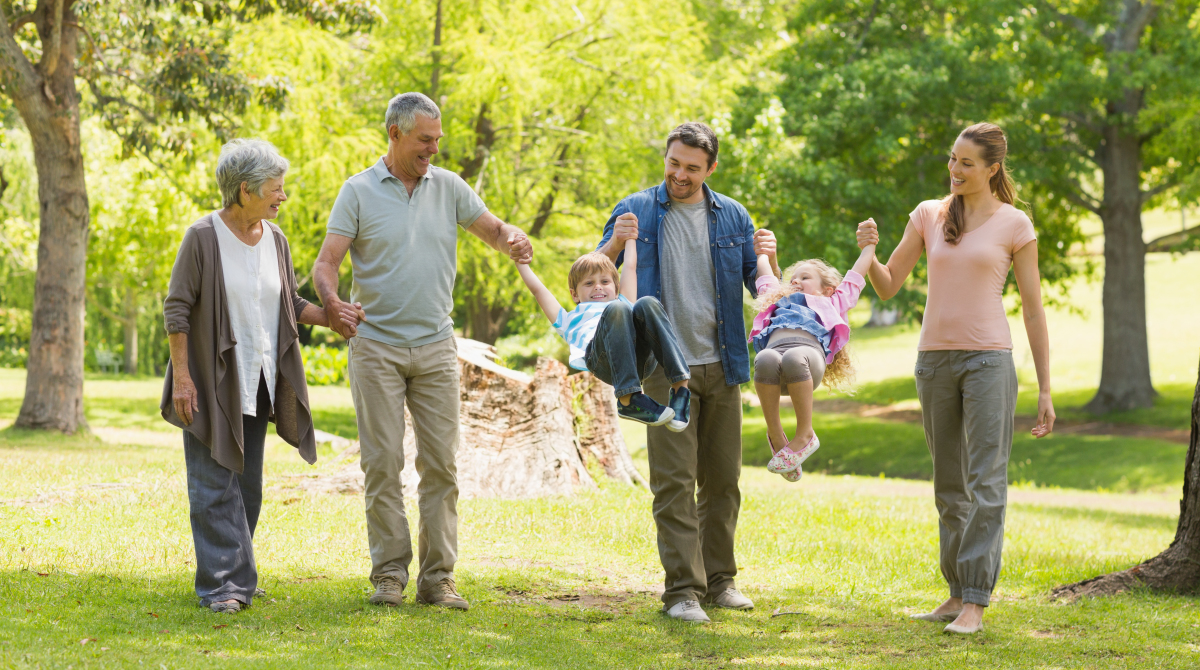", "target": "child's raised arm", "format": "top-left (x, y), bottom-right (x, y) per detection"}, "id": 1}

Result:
top-left (851, 218), bottom-right (877, 277)
top-left (619, 238), bottom-right (638, 301)
top-left (516, 262), bottom-right (563, 323)
top-left (756, 253), bottom-right (773, 280)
